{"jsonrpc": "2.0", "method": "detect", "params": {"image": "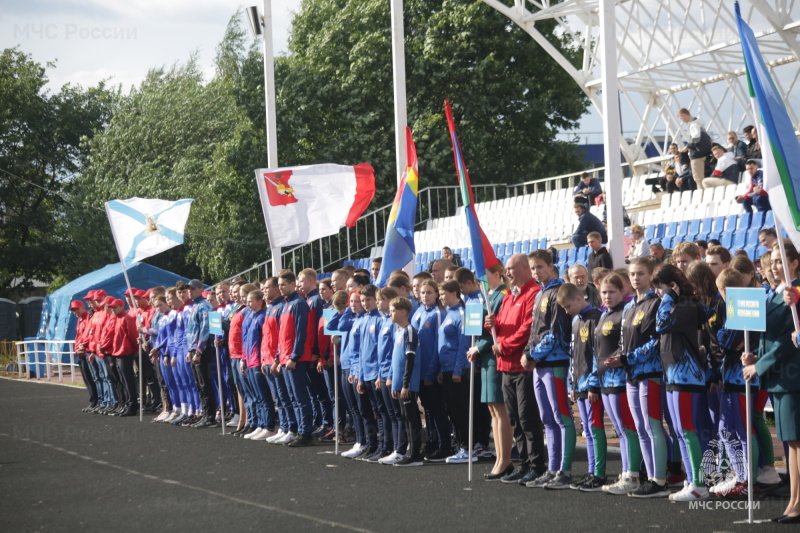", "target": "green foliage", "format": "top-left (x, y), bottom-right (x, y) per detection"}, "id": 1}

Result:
top-left (0, 48), bottom-right (116, 297)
